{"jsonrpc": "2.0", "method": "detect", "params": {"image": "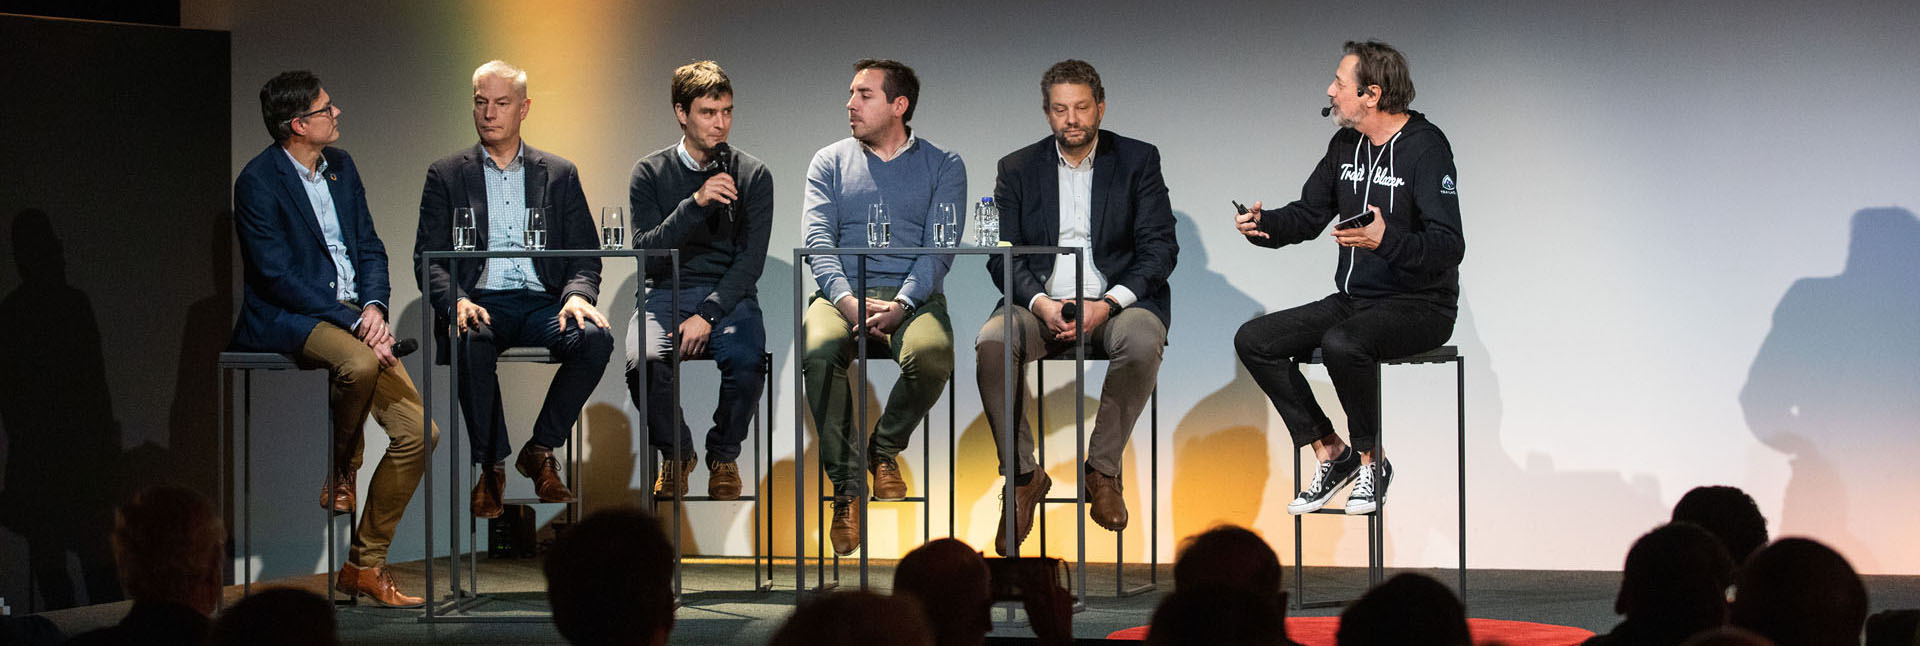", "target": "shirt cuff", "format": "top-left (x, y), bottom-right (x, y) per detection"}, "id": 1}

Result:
top-left (895, 293), bottom-right (917, 309)
top-left (1027, 293), bottom-right (1047, 310)
top-left (830, 290), bottom-right (854, 307)
top-left (1103, 286), bottom-right (1138, 308)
